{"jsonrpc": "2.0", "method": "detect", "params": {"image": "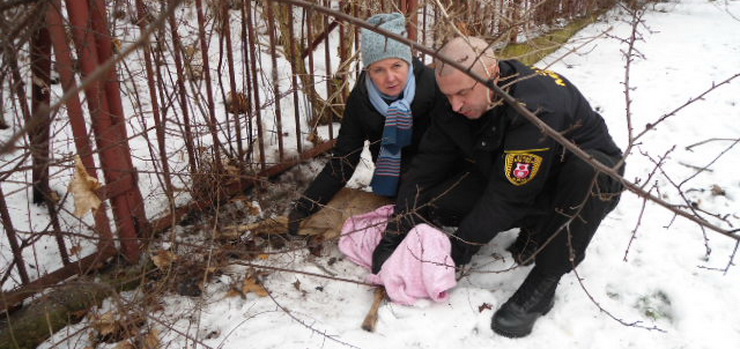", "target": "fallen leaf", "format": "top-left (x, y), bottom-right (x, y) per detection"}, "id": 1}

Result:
top-left (114, 340), bottom-right (135, 349)
top-left (245, 201), bottom-right (262, 216)
top-left (92, 311), bottom-right (118, 337)
top-left (151, 250), bottom-right (177, 270)
top-left (219, 216), bottom-right (288, 241)
top-left (226, 287), bottom-right (243, 298)
top-left (243, 276), bottom-right (268, 297)
top-left (69, 244), bottom-right (82, 256)
top-left (205, 330), bottom-right (220, 339)
top-left (711, 184), bottom-right (726, 196)
top-left (223, 162), bottom-right (241, 184)
top-left (68, 156), bottom-right (102, 217)
top-left (225, 91), bottom-right (249, 114)
top-left (141, 329), bottom-right (160, 349)
top-left (70, 308), bottom-right (89, 320)
top-left (49, 190), bottom-right (61, 203)
top-left (478, 303), bottom-right (493, 312)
